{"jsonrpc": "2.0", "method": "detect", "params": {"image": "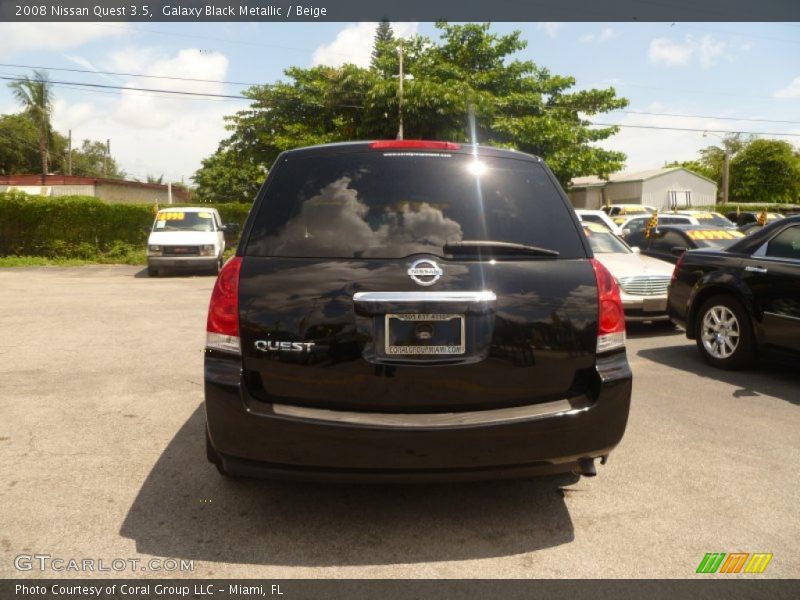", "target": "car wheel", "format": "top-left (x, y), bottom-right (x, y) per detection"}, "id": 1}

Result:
top-left (695, 295), bottom-right (755, 370)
